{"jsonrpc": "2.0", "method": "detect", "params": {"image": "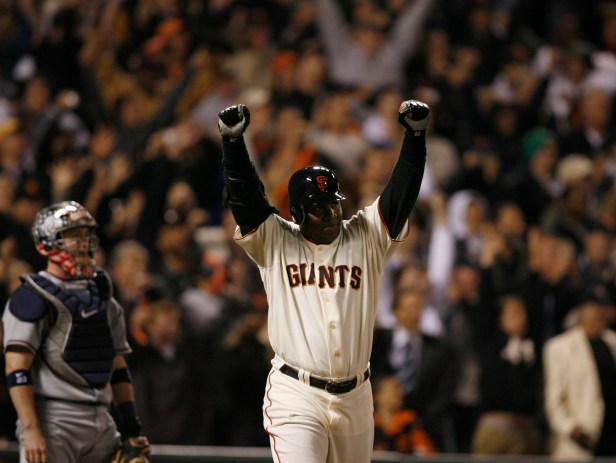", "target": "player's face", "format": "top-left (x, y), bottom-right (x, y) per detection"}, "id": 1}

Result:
top-left (301, 200), bottom-right (343, 244)
top-left (61, 227), bottom-right (95, 255)
top-left (60, 226), bottom-right (98, 267)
